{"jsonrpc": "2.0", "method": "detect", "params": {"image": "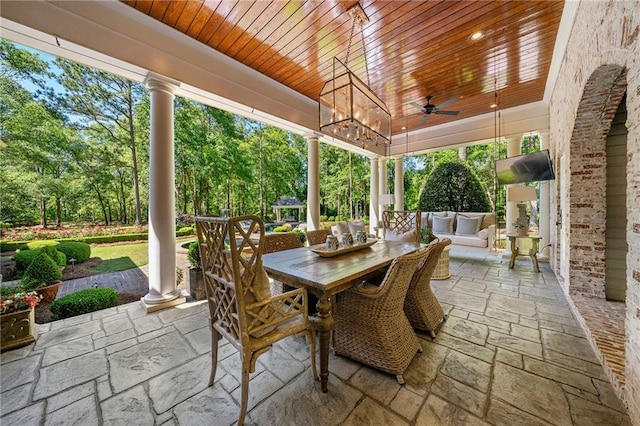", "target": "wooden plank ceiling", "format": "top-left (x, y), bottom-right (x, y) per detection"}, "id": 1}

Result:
top-left (123, 0), bottom-right (563, 136)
